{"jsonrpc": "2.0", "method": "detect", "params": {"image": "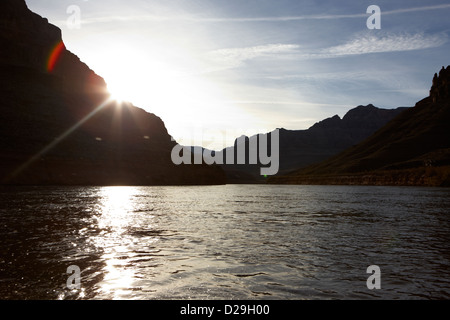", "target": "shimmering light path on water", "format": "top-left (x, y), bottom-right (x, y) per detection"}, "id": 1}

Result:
top-left (1, 185), bottom-right (449, 299)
